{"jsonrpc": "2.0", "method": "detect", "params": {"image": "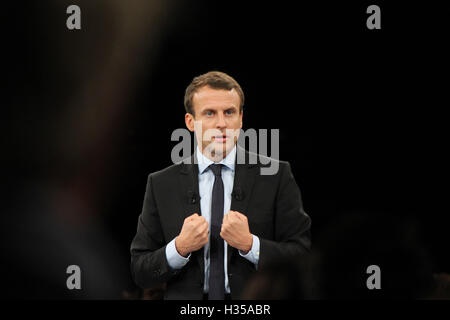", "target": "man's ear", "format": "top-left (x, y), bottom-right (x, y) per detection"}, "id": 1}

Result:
top-left (185, 113), bottom-right (195, 132)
